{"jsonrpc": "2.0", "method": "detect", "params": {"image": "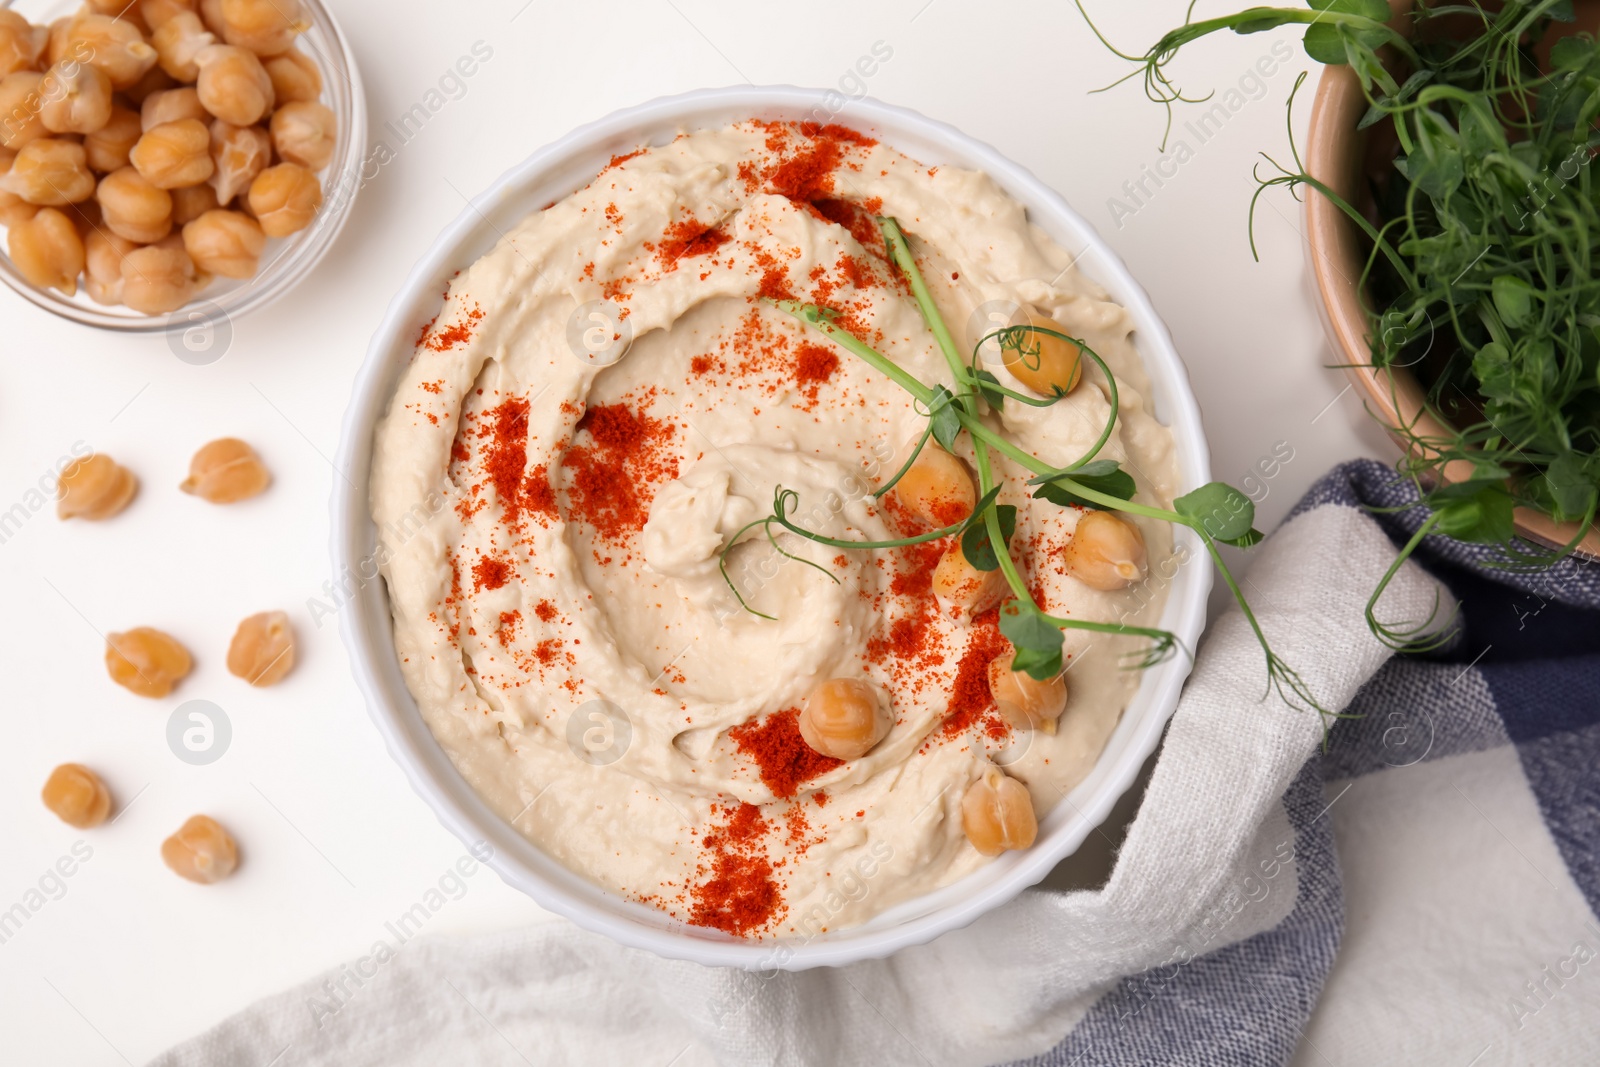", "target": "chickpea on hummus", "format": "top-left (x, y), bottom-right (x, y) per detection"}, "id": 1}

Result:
top-left (370, 120), bottom-right (1179, 938)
